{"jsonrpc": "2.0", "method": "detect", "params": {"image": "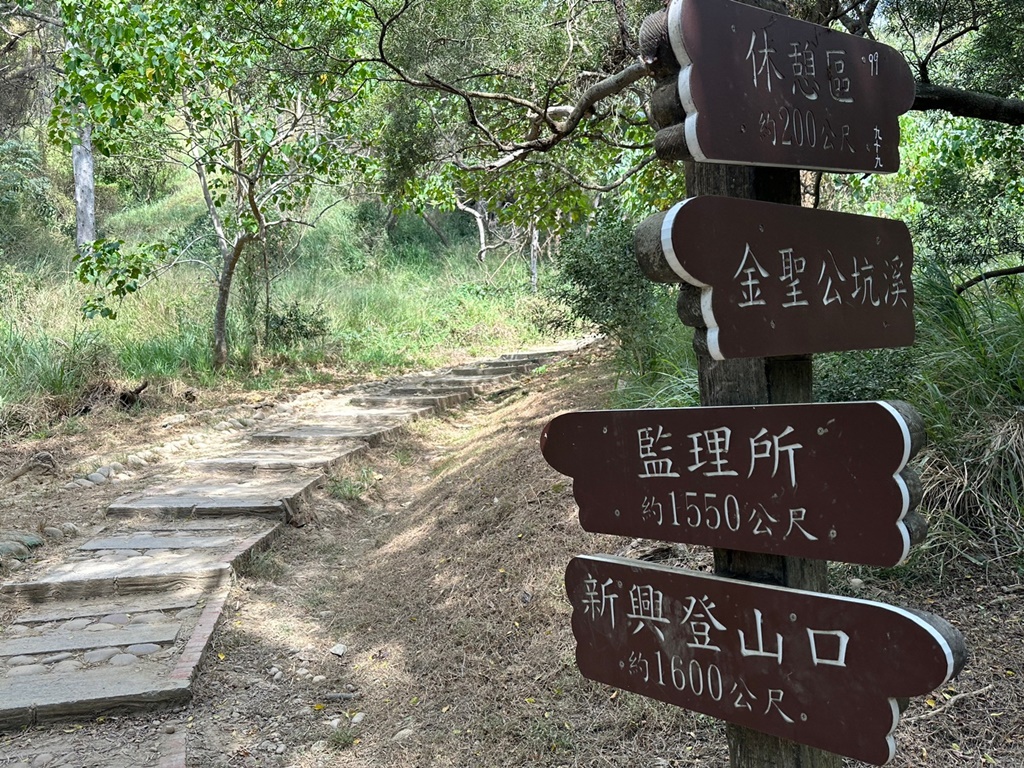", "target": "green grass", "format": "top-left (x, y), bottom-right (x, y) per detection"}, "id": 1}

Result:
top-left (0, 192), bottom-right (557, 438)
